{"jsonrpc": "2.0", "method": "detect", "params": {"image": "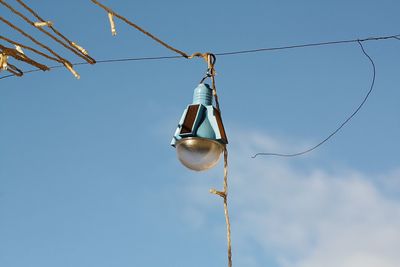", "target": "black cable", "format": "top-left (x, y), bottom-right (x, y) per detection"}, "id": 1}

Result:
top-left (0, 73), bottom-right (14, 79)
top-left (215, 34), bottom-right (399, 56)
top-left (0, 33), bottom-right (398, 80)
top-left (252, 41), bottom-right (376, 158)
top-left (0, 55), bottom-right (182, 80)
